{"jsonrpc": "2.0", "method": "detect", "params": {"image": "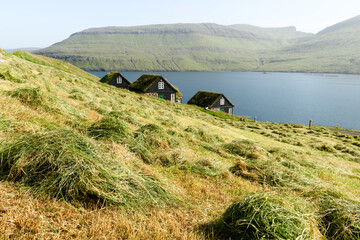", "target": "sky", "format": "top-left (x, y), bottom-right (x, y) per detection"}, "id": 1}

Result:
top-left (1, 0), bottom-right (360, 49)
